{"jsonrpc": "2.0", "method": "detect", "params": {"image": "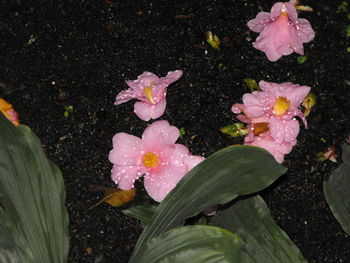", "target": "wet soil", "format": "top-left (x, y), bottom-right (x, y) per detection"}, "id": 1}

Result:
top-left (0, 0), bottom-right (349, 262)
